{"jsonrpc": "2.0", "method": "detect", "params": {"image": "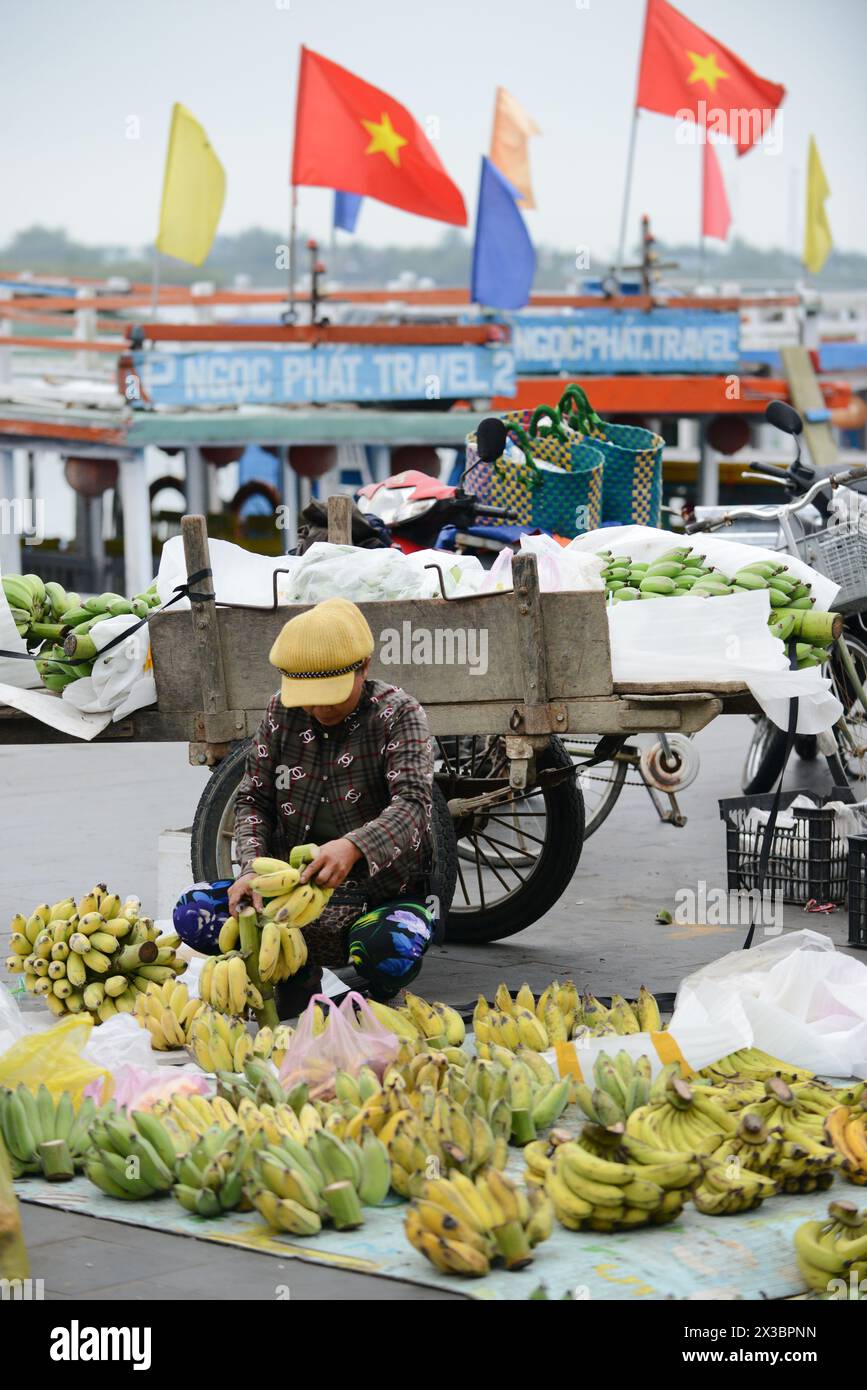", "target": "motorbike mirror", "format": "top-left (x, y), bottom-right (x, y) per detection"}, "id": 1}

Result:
top-left (475, 417), bottom-right (508, 463)
top-left (765, 400), bottom-right (803, 436)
